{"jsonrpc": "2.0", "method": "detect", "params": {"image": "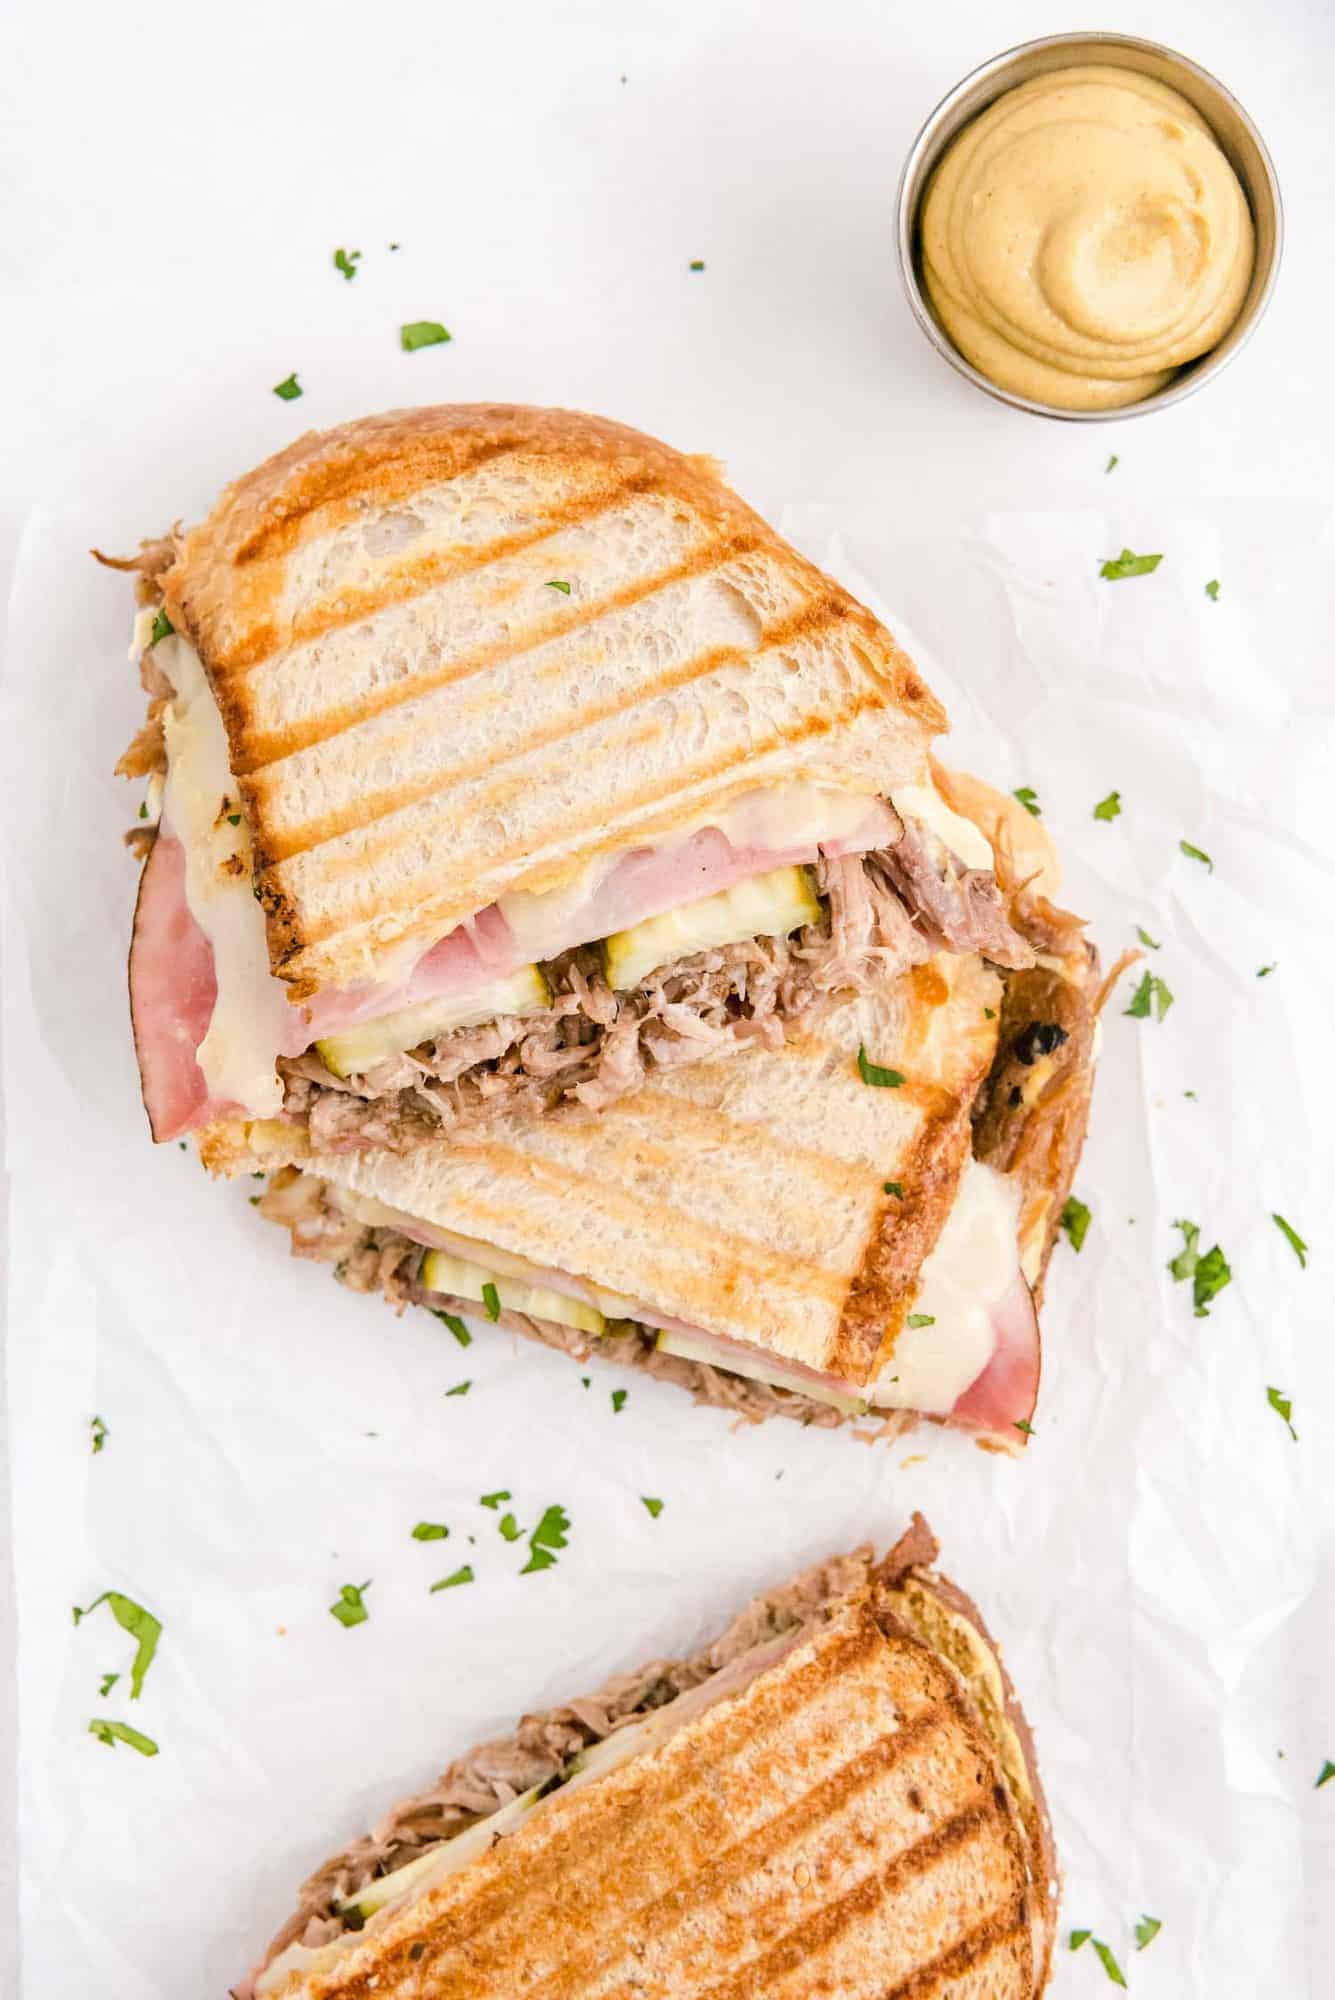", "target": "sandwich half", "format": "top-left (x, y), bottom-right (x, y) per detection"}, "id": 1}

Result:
top-left (111, 403), bottom-right (1042, 1157)
top-left (248, 804), bottom-right (1097, 1445)
top-left (238, 1516), bottom-right (1056, 2000)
